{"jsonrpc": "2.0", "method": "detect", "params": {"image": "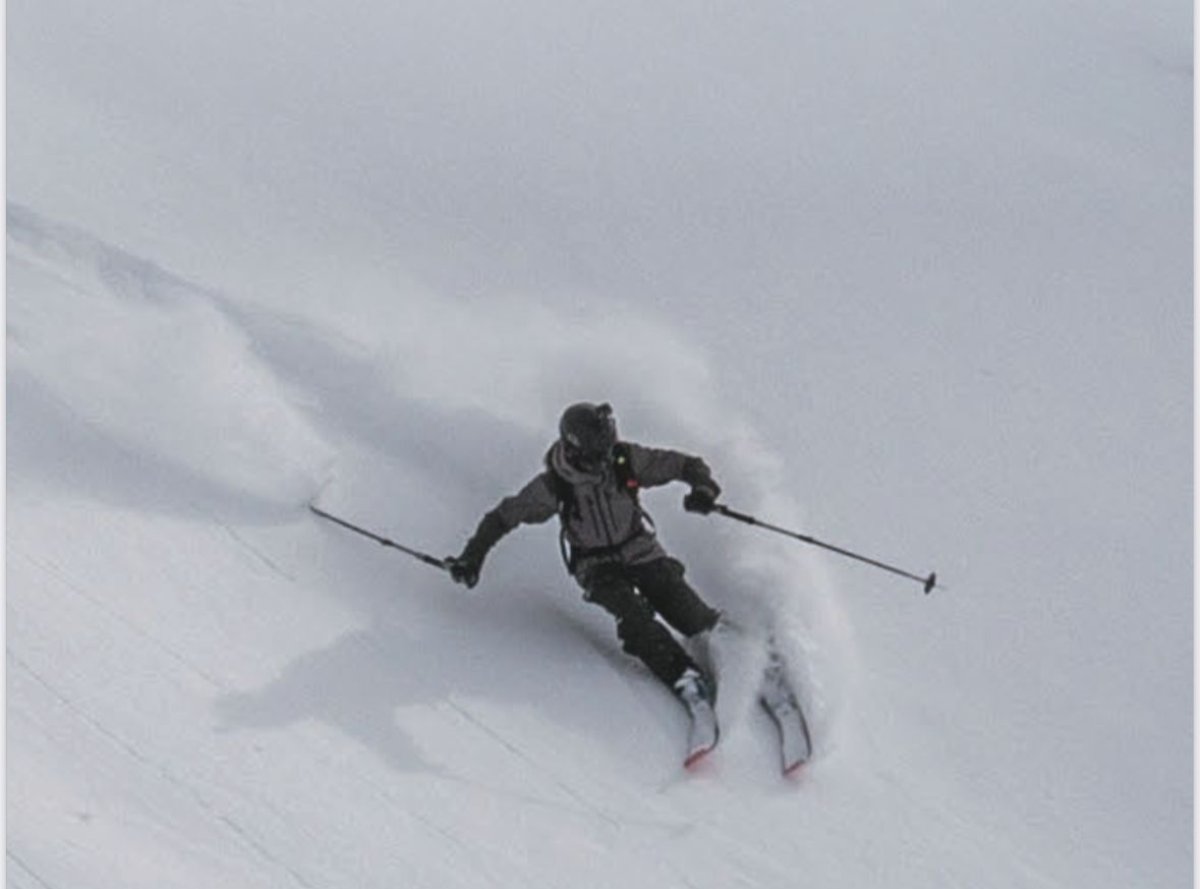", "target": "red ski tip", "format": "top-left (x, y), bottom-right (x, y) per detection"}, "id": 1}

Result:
top-left (783, 760), bottom-right (807, 778)
top-left (684, 746), bottom-right (716, 770)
